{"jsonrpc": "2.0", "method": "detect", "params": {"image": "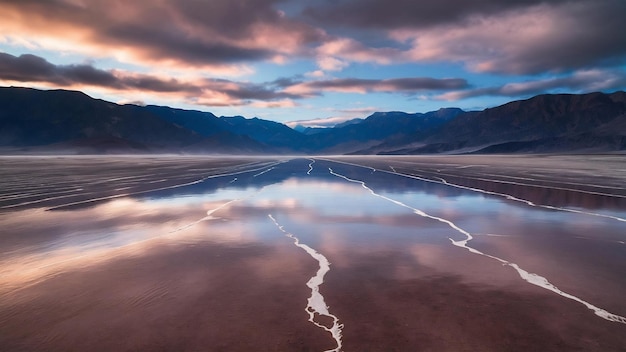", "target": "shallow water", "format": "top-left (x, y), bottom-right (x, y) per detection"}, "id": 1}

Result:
top-left (1, 157), bottom-right (625, 351)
